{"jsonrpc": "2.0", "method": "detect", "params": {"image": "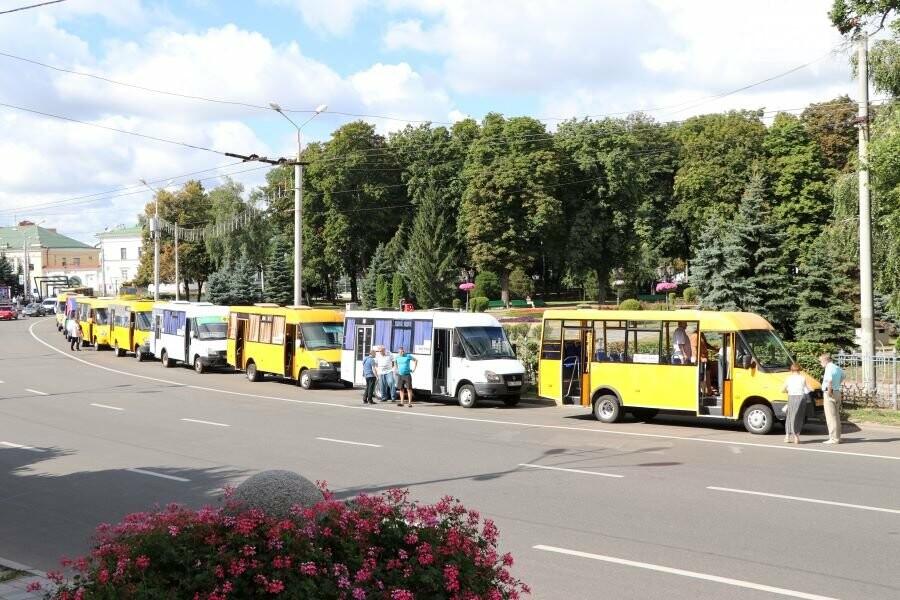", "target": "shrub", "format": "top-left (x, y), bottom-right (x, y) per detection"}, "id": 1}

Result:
top-left (43, 487), bottom-right (529, 600)
top-left (619, 298), bottom-right (641, 310)
top-left (474, 271), bottom-right (501, 300)
top-left (504, 322), bottom-right (540, 384)
top-left (683, 287), bottom-right (698, 303)
top-left (508, 268), bottom-right (533, 299)
top-left (667, 292), bottom-right (677, 307)
top-left (784, 340), bottom-right (838, 381)
top-left (452, 298), bottom-right (462, 310)
top-left (470, 296), bottom-right (490, 313)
